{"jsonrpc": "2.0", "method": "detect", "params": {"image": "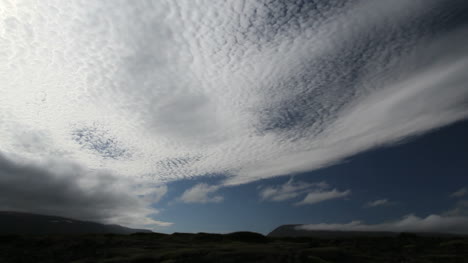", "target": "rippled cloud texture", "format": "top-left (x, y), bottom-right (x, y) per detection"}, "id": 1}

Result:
top-left (1, 0), bottom-right (468, 225)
